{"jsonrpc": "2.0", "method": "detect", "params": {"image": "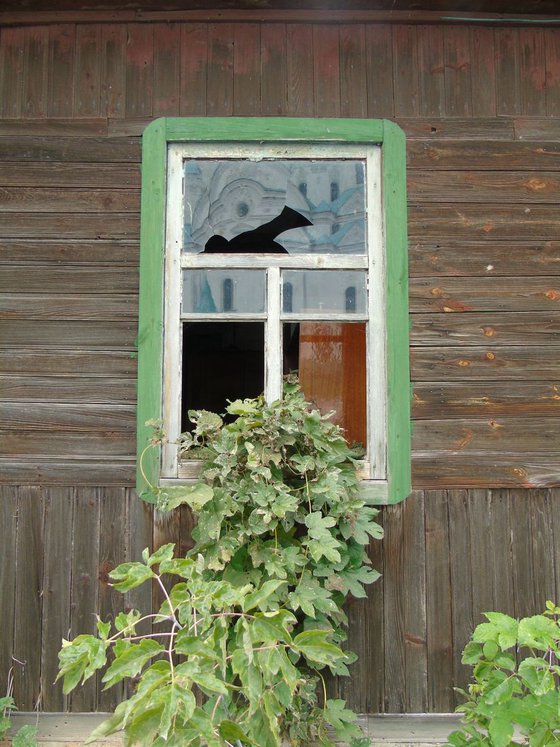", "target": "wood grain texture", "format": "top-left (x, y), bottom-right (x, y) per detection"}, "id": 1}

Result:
top-left (408, 170), bottom-right (560, 203)
top-left (286, 24), bottom-right (314, 117)
top-left (407, 139), bottom-right (560, 170)
top-left (260, 24), bottom-right (287, 116)
top-left (0, 265), bottom-right (138, 293)
top-left (0, 376), bottom-right (136, 402)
